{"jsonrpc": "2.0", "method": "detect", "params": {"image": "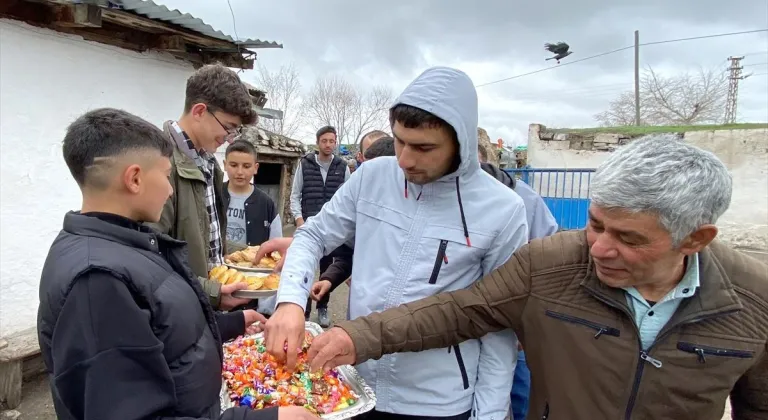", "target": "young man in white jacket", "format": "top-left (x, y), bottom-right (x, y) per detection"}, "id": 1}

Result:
top-left (260, 67), bottom-right (529, 420)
